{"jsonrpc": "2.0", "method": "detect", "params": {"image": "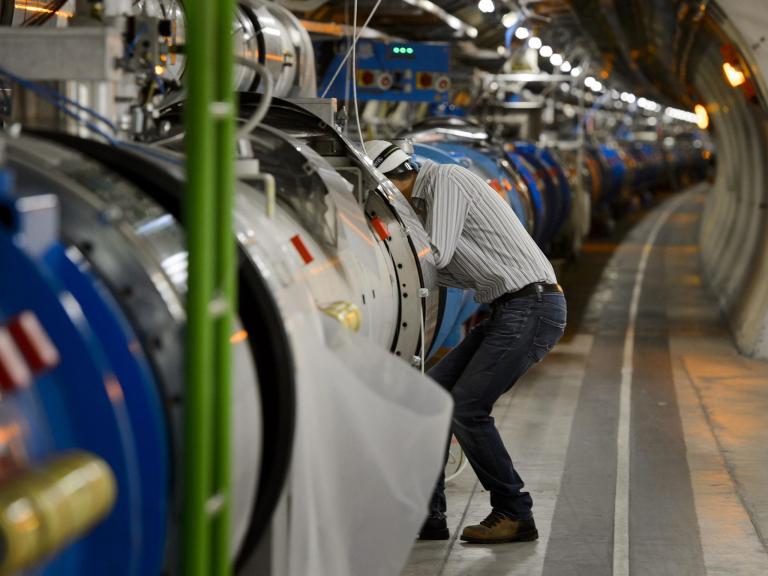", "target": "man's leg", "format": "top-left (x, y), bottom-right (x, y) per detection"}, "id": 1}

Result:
top-left (453, 294), bottom-right (566, 542)
top-left (418, 322), bottom-right (486, 540)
